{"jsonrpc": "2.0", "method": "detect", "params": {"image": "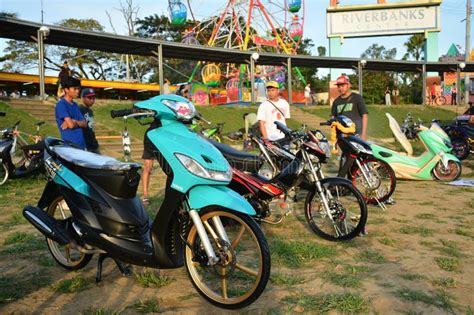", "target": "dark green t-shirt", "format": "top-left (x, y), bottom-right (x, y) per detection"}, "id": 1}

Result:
top-left (331, 93), bottom-right (368, 135)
